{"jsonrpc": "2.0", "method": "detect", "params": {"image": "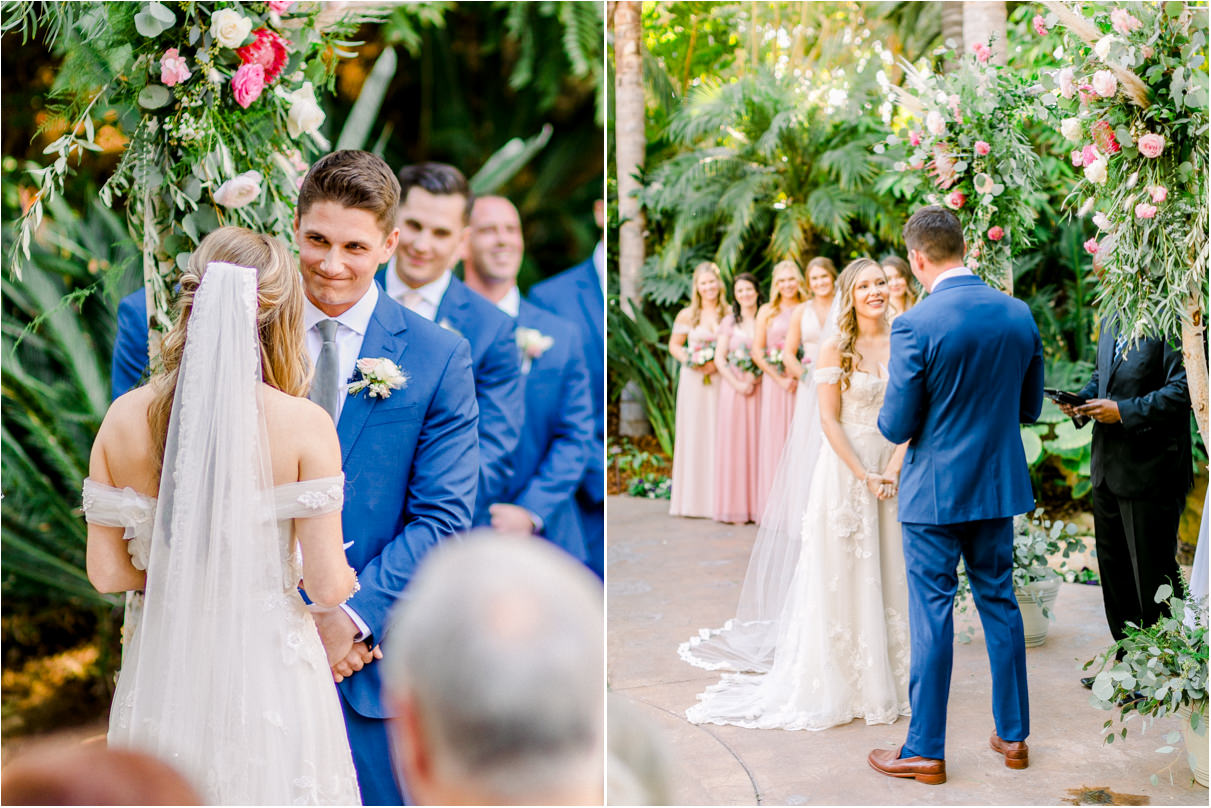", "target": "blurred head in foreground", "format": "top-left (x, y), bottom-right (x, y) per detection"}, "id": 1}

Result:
top-left (383, 532), bottom-right (604, 805)
top-left (2, 739), bottom-right (202, 805)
